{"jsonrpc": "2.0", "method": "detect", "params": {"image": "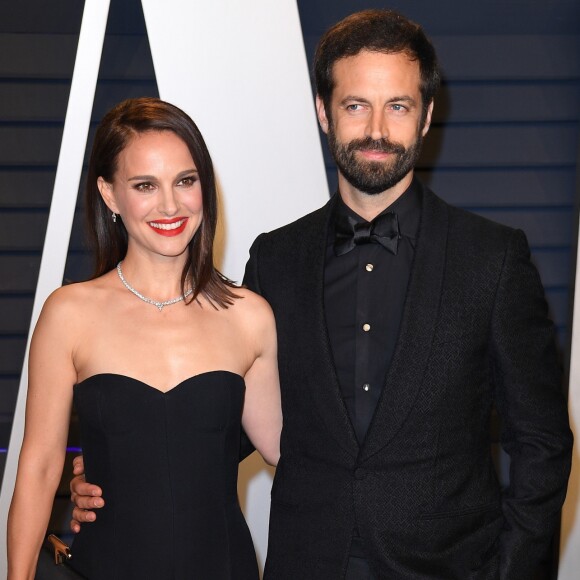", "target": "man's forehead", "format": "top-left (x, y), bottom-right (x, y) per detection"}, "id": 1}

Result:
top-left (332, 49), bottom-right (417, 70)
top-left (330, 50), bottom-right (421, 93)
